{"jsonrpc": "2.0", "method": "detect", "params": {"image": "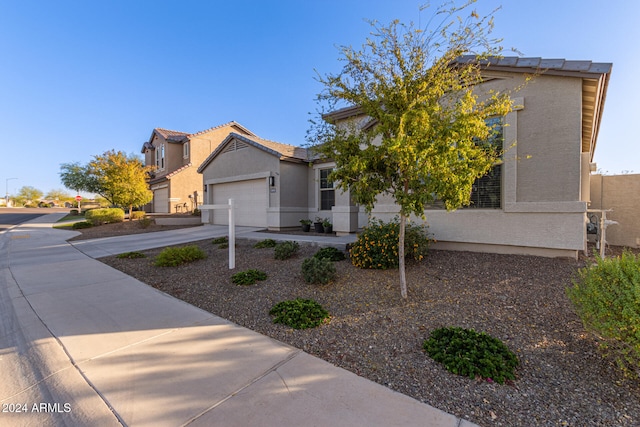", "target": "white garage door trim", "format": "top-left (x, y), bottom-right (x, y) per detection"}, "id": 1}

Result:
top-left (153, 188), bottom-right (169, 213)
top-left (212, 179), bottom-right (268, 227)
